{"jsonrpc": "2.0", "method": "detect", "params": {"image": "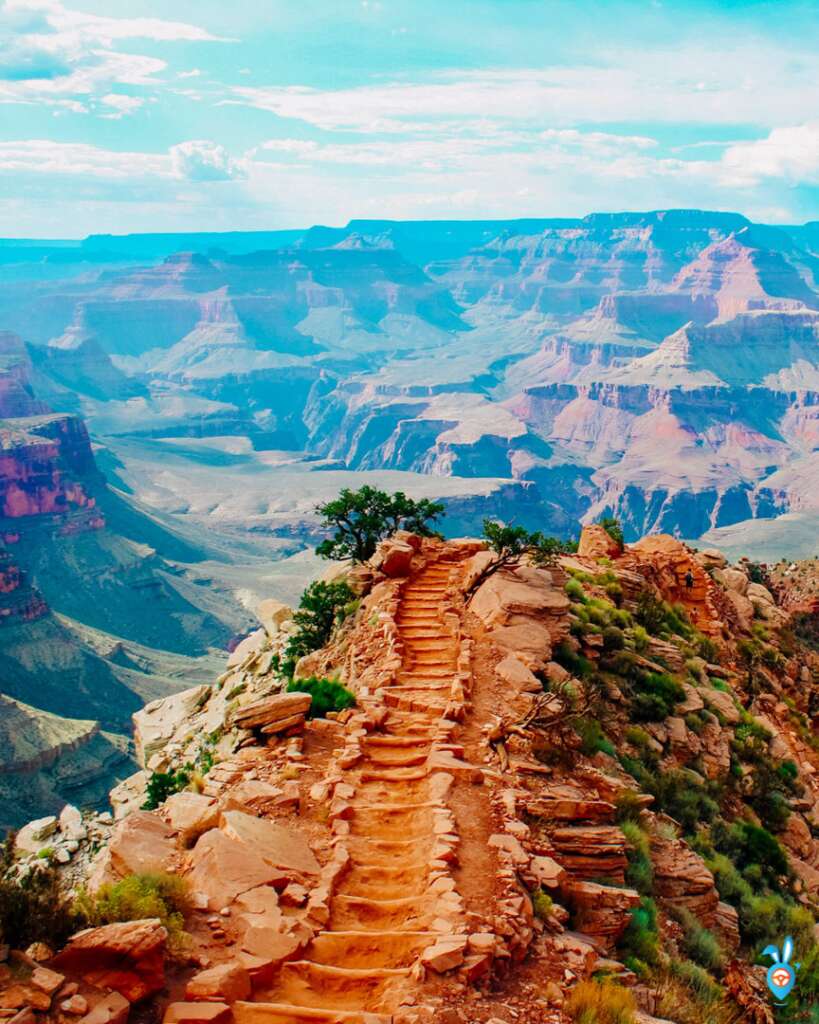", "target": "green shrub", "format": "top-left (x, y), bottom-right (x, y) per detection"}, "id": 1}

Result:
top-left (619, 896), bottom-right (660, 966)
top-left (624, 726), bottom-right (651, 749)
top-left (553, 641), bottom-right (594, 679)
top-left (621, 821), bottom-right (654, 895)
top-left (0, 856), bottom-right (83, 947)
top-left (602, 625), bottom-right (626, 652)
top-left (598, 516), bottom-right (624, 548)
top-left (283, 579), bottom-right (355, 674)
top-left (531, 887), bottom-right (553, 920)
top-left (76, 872), bottom-right (191, 954)
top-left (615, 789), bottom-right (646, 823)
top-left (142, 766), bottom-right (191, 810)
top-left (566, 978), bottom-right (636, 1024)
top-left (671, 906), bottom-right (724, 971)
top-left (575, 717), bottom-right (615, 757)
top-left (631, 672), bottom-right (685, 721)
top-left (566, 577), bottom-right (586, 602)
top-left (287, 677), bottom-right (356, 718)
